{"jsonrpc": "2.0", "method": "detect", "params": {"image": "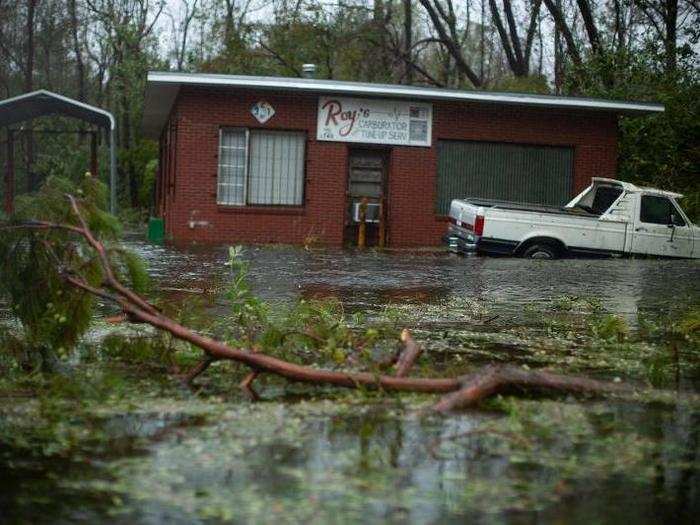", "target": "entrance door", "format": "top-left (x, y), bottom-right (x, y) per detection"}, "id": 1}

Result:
top-left (345, 149), bottom-right (388, 246)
